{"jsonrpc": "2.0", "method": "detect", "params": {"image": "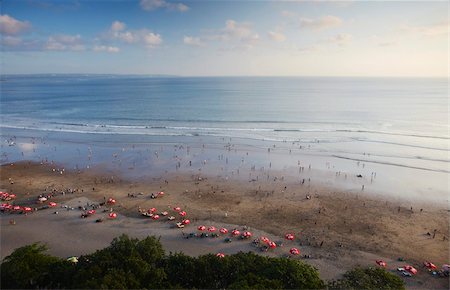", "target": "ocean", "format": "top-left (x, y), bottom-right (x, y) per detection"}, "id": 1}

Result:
top-left (1, 75), bottom-right (448, 202)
